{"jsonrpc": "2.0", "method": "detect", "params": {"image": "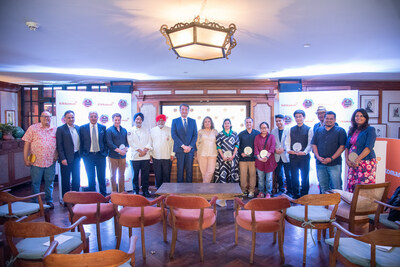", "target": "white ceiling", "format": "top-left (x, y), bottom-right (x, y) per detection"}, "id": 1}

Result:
top-left (1, 0), bottom-right (400, 85)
